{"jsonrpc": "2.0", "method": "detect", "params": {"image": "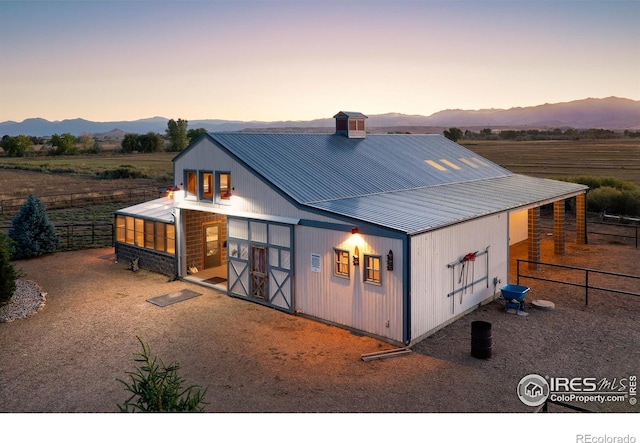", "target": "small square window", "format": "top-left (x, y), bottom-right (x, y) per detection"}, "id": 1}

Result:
top-left (334, 249), bottom-right (350, 278)
top-left (364, 255), bottom-right (381, 285)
